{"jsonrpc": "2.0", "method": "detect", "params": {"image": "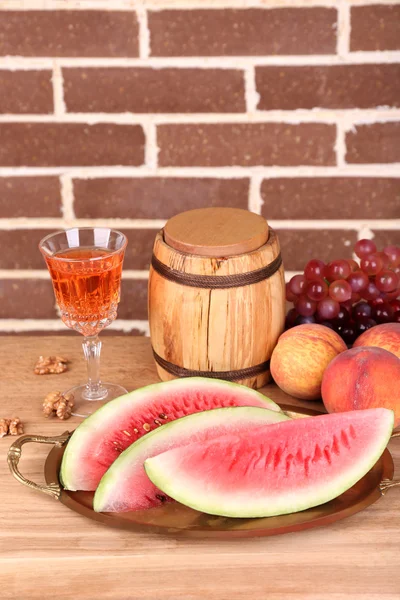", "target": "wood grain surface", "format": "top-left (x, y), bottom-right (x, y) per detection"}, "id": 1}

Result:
top-left (149, 228), bottom-right (285, 388)
top-left (163, 207), bottom-right (269, 256)
top-left (0, 336), bottom-right (399, 600)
